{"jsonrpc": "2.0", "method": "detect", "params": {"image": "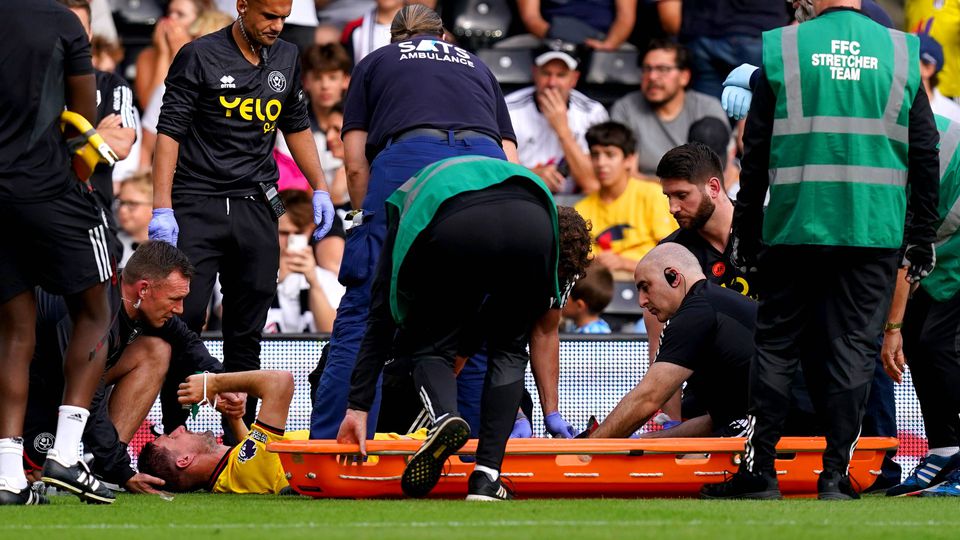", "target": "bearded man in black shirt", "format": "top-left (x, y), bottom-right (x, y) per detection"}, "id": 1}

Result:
top-left (639, 142), bottom-right (747, 423)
